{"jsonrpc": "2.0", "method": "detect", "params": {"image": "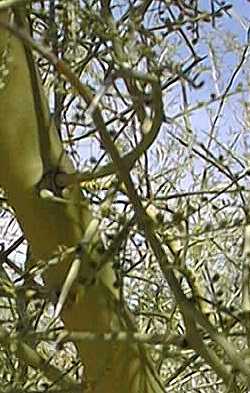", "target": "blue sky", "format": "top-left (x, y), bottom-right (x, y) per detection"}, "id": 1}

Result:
top-left (77, 1), bottom-right (250, 170)
top-left (2, 0), bottom-right (250, 271)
